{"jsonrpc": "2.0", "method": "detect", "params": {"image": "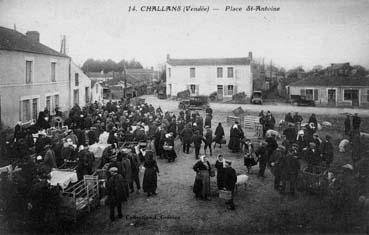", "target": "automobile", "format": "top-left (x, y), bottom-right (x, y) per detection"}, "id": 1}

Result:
top-left (290, 95), bottom-right (315, 106)
top-left (178, 95), bottom-right (209, 110)
top-left (251, 91), bottom-right (263, 104)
